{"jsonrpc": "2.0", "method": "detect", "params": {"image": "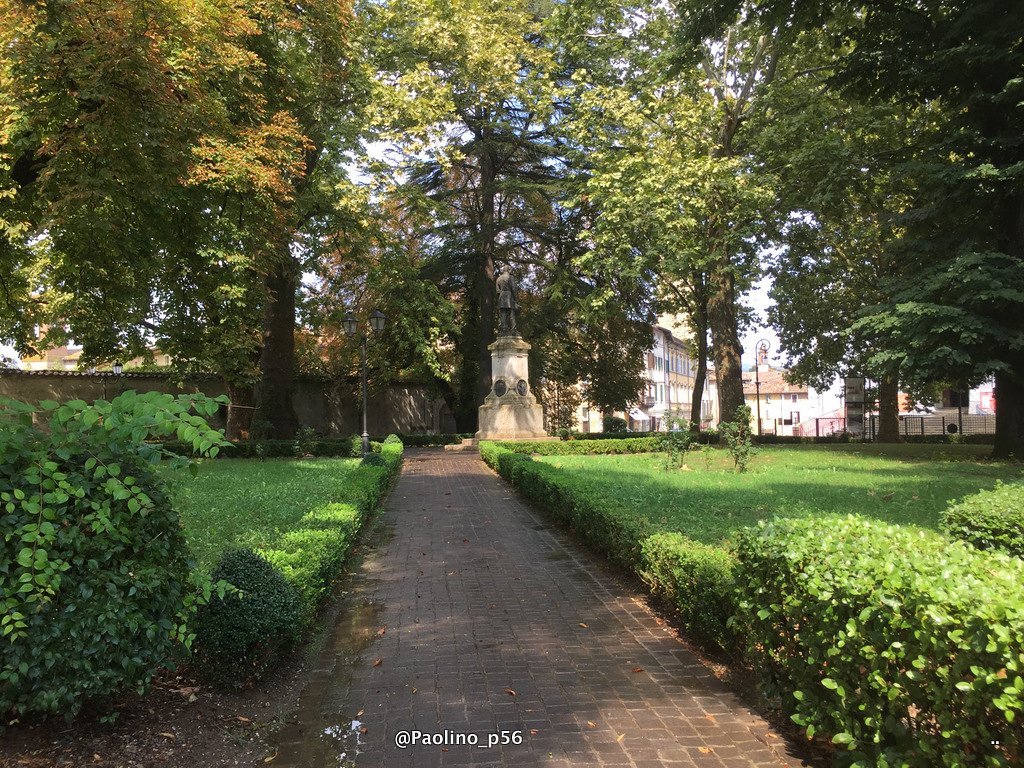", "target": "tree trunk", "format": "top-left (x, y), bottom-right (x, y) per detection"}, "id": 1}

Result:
top-left (876, 374), bottom-right (901, 443)
top-left (708, 264), bottom-right (745, 425)
top-left (993, 370), bottom-right (1024, 459)
top-left (255, 257), bottom-right (299, 439)
top-left (225, 381), bottom-right (255, 441)
top-left (475, 141), bottom-right (497, 409)
top-left (689, 298), bottom-right (709, 430)
top-left (993, 191), bottom-right (1024, 458)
